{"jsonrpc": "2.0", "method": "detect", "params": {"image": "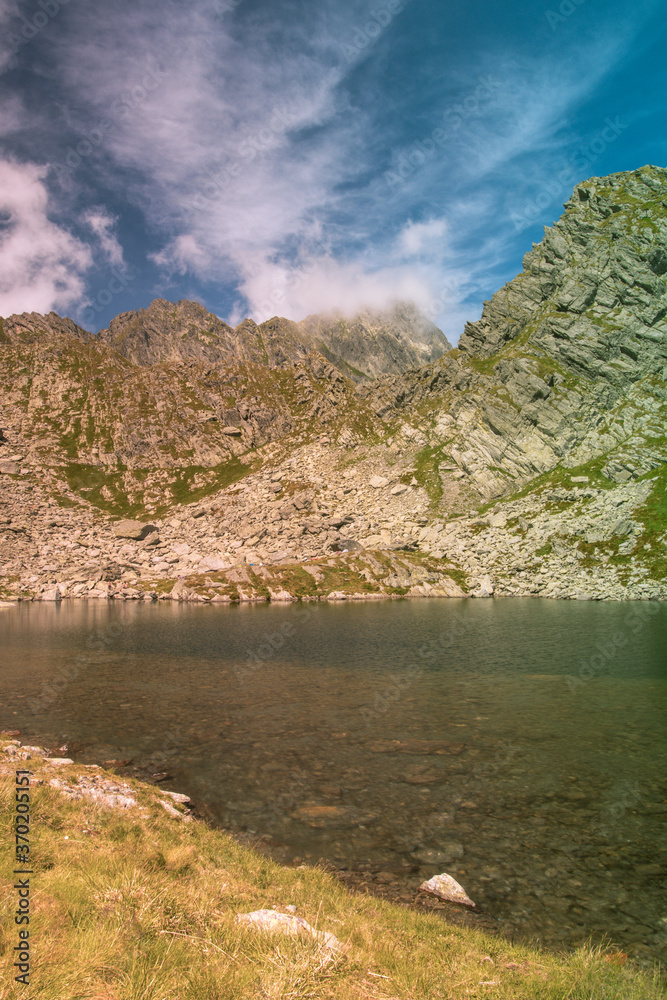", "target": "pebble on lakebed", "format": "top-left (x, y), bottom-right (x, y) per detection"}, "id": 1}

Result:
top-left (419, 872), bottom-right (476, 908)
